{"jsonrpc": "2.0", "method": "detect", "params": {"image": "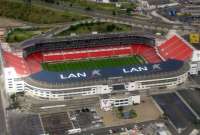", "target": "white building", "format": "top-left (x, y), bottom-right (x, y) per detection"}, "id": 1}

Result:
top-left (91, 0), bottom-right (110, 3)
top-left (190, 50), bottom-right (200, 74)
top-left (3, 67), bottom-right (24, 95)
top-left (100, 95), bottom-right (140, 111)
